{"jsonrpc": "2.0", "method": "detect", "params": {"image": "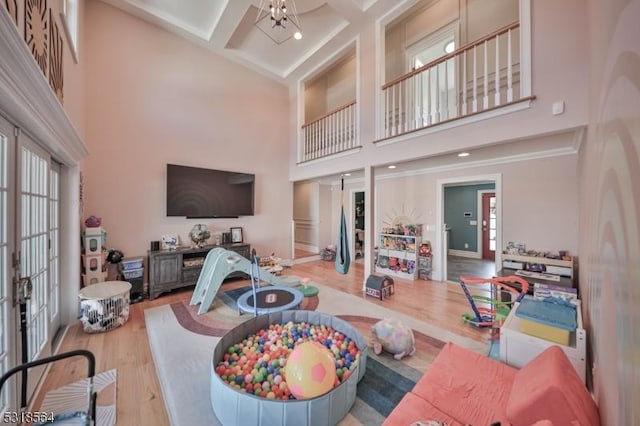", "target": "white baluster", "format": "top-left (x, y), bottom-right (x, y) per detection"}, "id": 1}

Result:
top-left (399, 81), bottom-right (404, 133)
top-left (385, 88), bottom-right (391, 137)
top-left (418, 71), bottom-right (424, 127)
top-left (462, 50), bottom-right (468, 115)
top-left (434, 64), bottom-right (440, 123)
top-left (426, 68), bottom-right (432, 125)
top-left (507, 29), bottom-right (513, 102)
top-left (443, 60), bottom-right (449, 120)
top-left (483, 40), bottom-right (489, 109)
top-left (472, 46), bottom-right (478, 112)
top-left (495, 34), bottom-right (501, 106)
top-left (392, 85), bottom-right (397, 136)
